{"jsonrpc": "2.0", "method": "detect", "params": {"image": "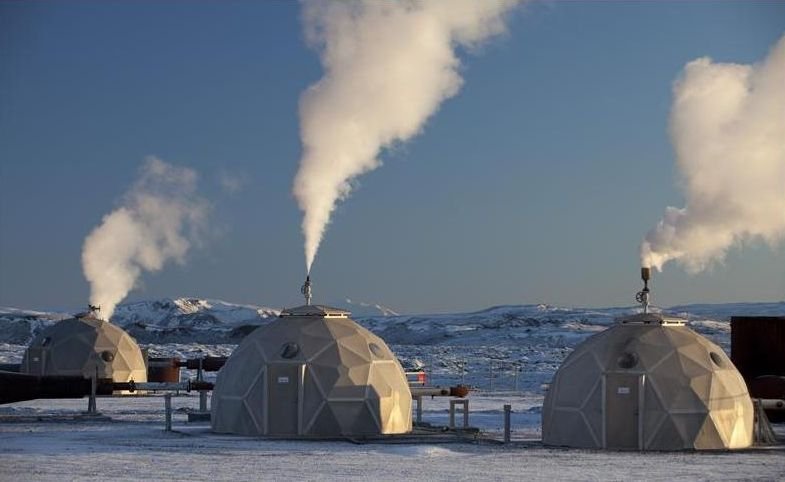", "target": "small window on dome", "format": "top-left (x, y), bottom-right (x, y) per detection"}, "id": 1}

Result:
top-left (617, 352), bottom-right (638, 369)
top-left (280, 342), bottom-right (300, 359)
top-left (709, 352), bottom-right (724, 367)
top-left (369, 343), bottom-right (384, 358)
top-left (101, 350), bottom-right (114, 362)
